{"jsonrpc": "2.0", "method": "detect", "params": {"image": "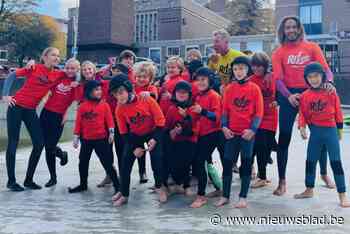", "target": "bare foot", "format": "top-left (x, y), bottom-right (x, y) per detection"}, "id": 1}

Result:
top-left (215, 197), bottom-right (229, 207)
top-left (321, 175), bottom-right (336, 189)
top-left (206, 190), bottom-right (222, 198)
top-left (251, 166), bottom-right (257, 180)
top-left (339, 193), bottom-right (350, 208)
top-left (294, 188), bottom-right (314, 199)
top-left (156, 187), bottom-right (168, 203)
top-left (97, 176), bottom-right (112, 188)
top-left (190, 196), bottom-right (208, 208)
top-left (234, 198), bottom-right (248, 208)
top-left (251, 179), bottom-right (269, 189)
top-left (113, 196), bottom-right (128, 207)
top-left (273, 181), bottom-right (286, 196)
top-left (112, 192), bottom-right (122, 202)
